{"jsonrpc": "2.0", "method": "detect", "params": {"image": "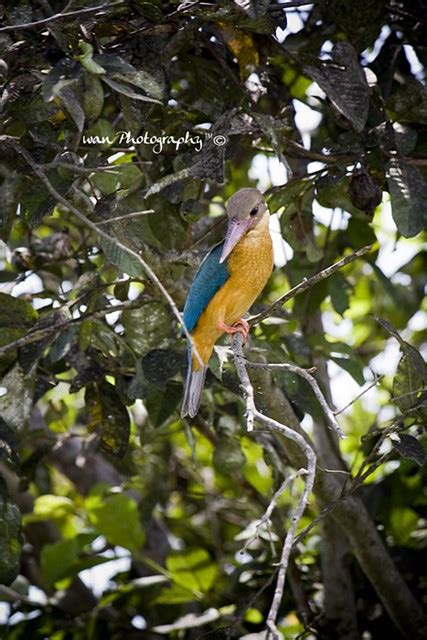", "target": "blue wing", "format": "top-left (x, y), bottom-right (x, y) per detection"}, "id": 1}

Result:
top-left (182, 242), bottom-right (229, 334)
